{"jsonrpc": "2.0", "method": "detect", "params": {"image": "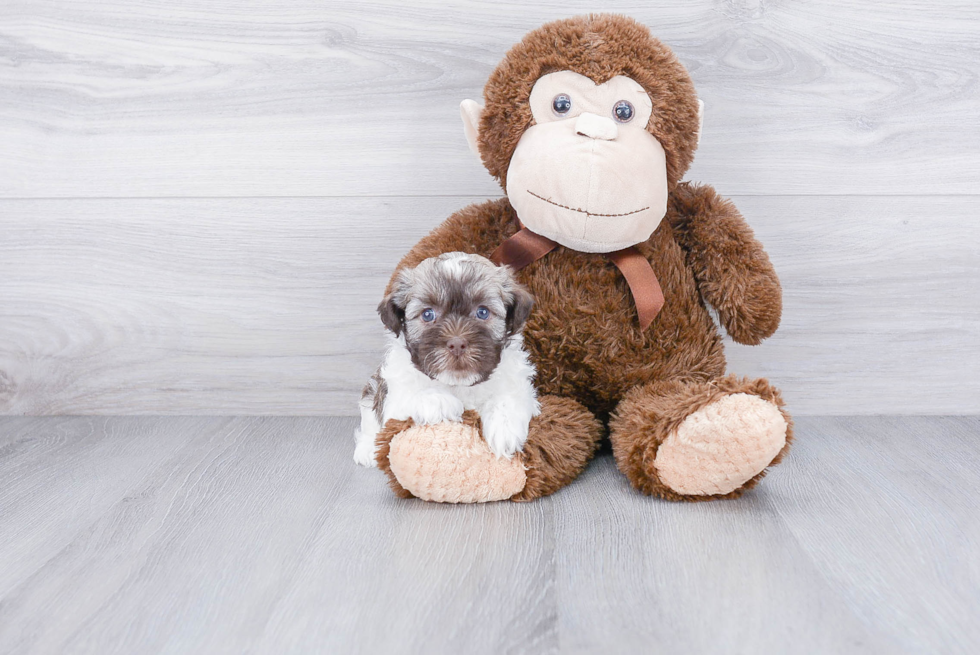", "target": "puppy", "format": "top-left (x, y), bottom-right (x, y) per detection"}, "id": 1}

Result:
top-left (354, 252), bottom-right (540, 467)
